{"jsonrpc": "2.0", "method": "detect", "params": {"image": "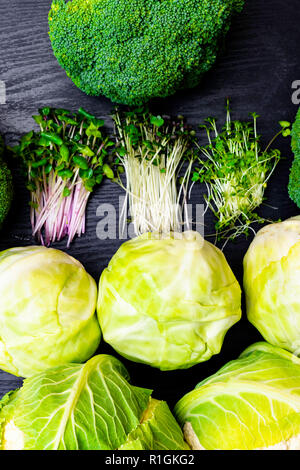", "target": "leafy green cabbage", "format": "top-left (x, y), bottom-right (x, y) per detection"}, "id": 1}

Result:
top-left (0, 246), bottom-right (100, 377)
top-left (244, 217), bottom-right (300, 354)
top-left (97, 231), bottom-right (241, 370)
top-left (0, 354), bottom-right (189, 450)
top-left (175, 342), bottom-right (300, 450)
